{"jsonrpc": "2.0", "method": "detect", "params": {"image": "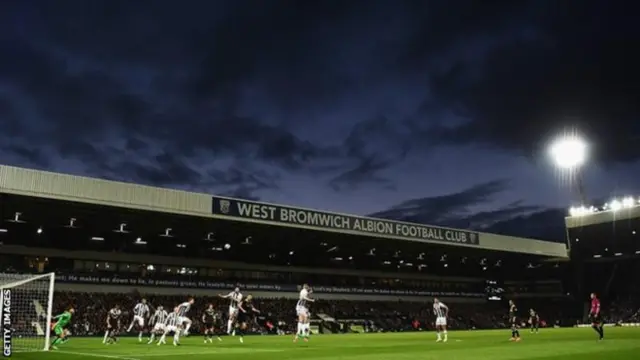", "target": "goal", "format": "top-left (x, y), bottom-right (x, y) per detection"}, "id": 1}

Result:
top-left (1, 272), bottom-right (55, 353)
